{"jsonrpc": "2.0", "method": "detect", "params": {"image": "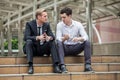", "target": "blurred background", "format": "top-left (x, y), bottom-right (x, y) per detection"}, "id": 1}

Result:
top-left (0, 0), bottom-right (120, 56)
